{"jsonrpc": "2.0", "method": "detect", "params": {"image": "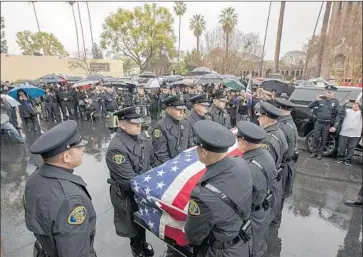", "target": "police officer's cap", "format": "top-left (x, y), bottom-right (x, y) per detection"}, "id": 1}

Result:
top-left (257, 101), bottom-right (282, 119)
top-left (162, 95), bottom-right (186, 109)
top-left (113, 106), bottom-right (143, 124)
top-left (189, 94), bottom-right (210, 106)
top-left (30, 120), bottom-right (88, 159)
top-left (325, 84), bottom-right (338, 91)
top-left (236, 121), bottom-right (267, 144)
top-left (210, 89), bottom-right (228, 102)
top-left (274, 98), bottom-right (296, 110)
top-left (193, 120), bottom-right (235, 153)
